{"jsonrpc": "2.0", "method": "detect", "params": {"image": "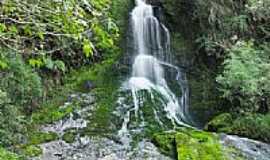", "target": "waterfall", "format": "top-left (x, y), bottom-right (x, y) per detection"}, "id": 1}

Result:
top-left (118, 0), bottom-right (192, 143)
